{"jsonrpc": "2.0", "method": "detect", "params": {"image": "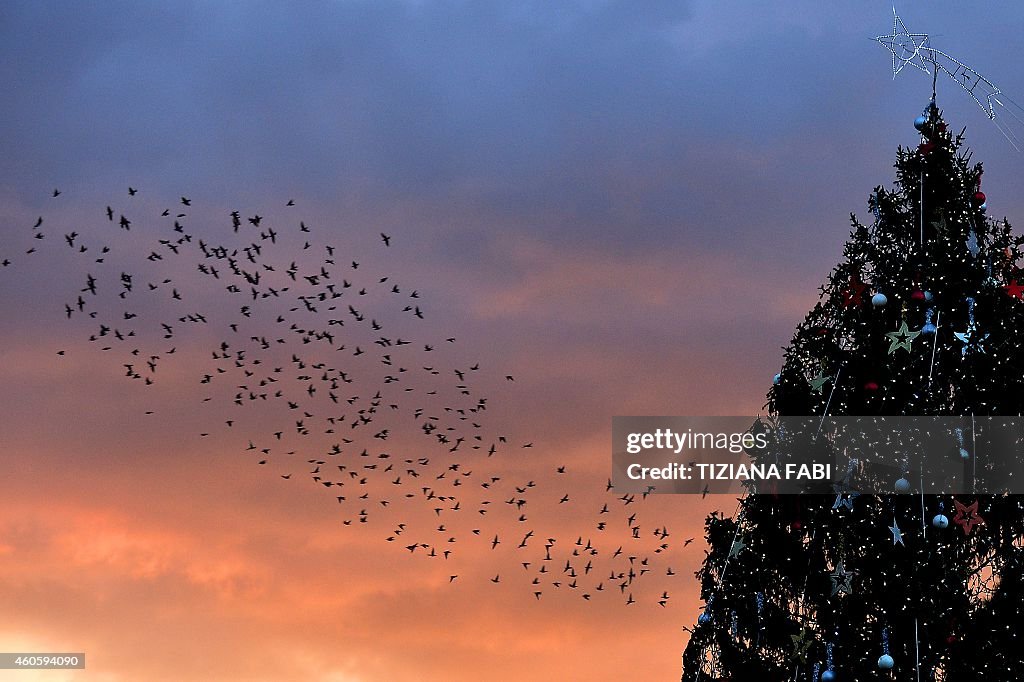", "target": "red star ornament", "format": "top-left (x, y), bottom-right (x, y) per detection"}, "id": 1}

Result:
top-left (1003, 279), bottom-right (1024, 299)
top-left (841, 276), bottom-right (868, 308)
top-left (952, 499), bottom-right (984, 536)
